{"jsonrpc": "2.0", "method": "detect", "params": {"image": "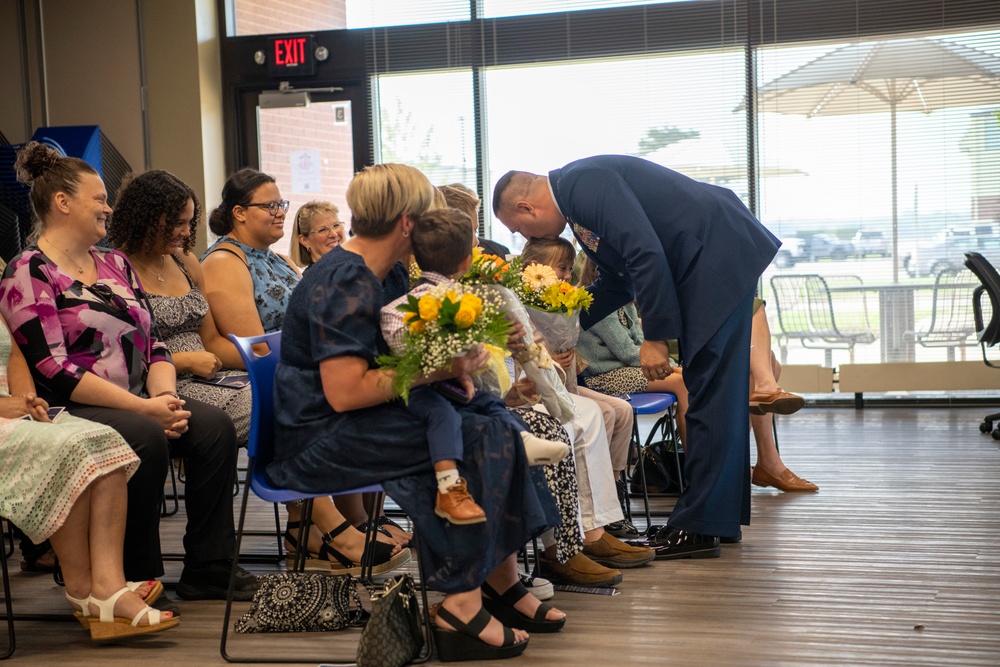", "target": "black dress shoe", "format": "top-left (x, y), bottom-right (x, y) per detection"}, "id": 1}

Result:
top-left (650, 527), bottom-right (720, 560)
top-left (604, 519), bottom-right (641, 538)
top-left (176, 560), bottom-right (260, 601)
top-left (720, 529), bottom-right (742, 544)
